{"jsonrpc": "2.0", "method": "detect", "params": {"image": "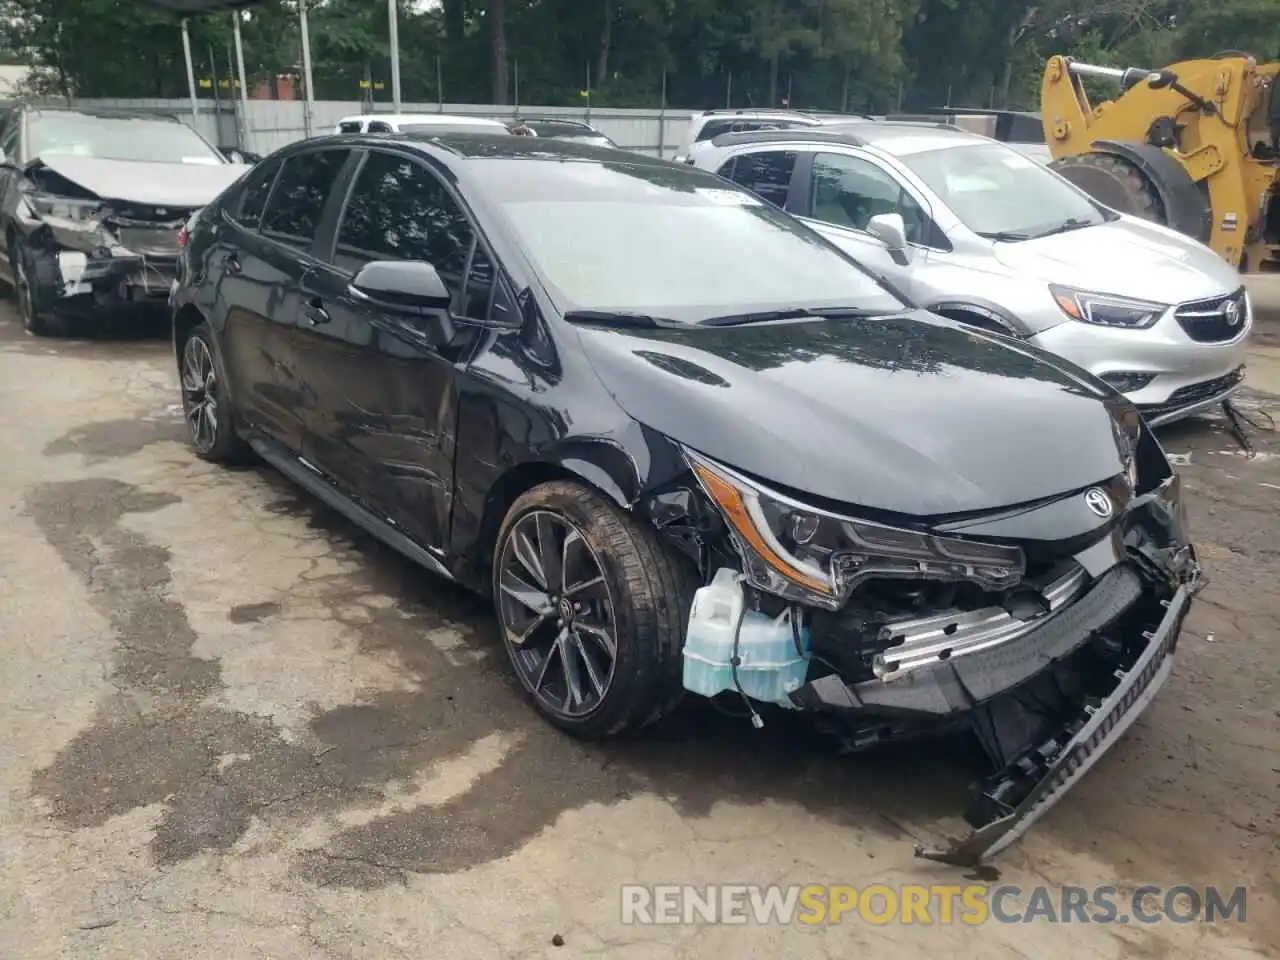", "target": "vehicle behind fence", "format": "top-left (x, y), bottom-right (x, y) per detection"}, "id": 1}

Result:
top-left (31, 97), bottom-right (693, 160)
